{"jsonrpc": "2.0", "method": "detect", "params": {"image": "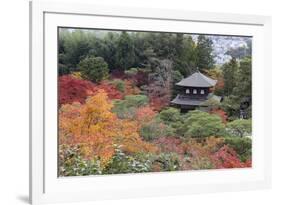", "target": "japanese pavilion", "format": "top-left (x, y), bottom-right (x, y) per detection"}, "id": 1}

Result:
top-left (171, 71), bottom-right (222, 112)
